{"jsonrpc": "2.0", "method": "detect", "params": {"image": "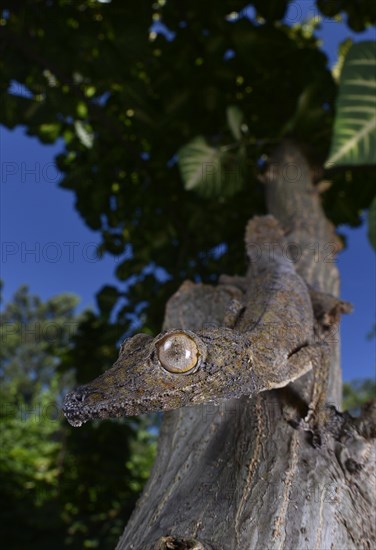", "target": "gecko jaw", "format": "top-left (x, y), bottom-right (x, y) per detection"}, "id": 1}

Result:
top-left (62, 384), bottom-right (206, 426)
